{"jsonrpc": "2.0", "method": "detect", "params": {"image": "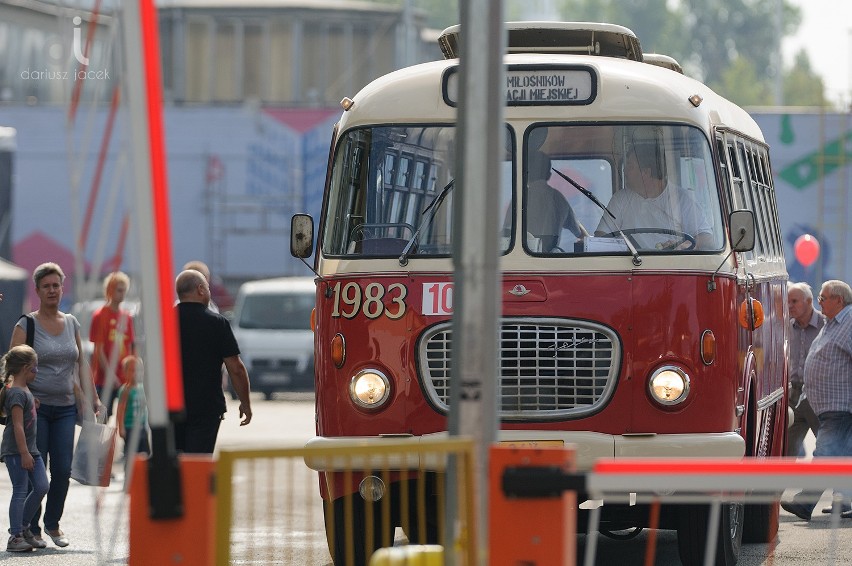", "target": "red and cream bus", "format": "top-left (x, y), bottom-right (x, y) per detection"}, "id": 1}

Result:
top-left (291, 22), bottom-right (788, 566)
